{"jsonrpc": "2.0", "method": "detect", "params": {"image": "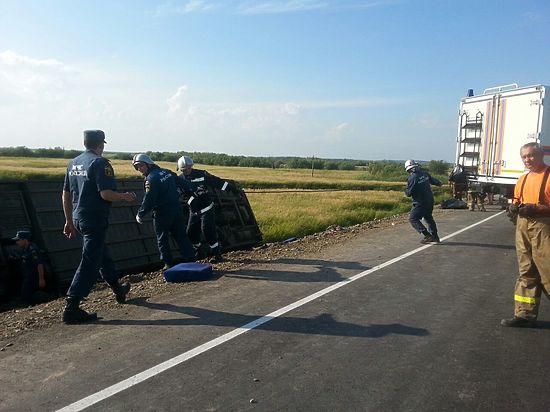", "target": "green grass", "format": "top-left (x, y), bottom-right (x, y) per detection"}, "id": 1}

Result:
top-left (0, 156), bottom-right (406, 190)
top-left (0, 156), bottom-right (452, 243)
top-left (247, 190), bottom-right (414, 243)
